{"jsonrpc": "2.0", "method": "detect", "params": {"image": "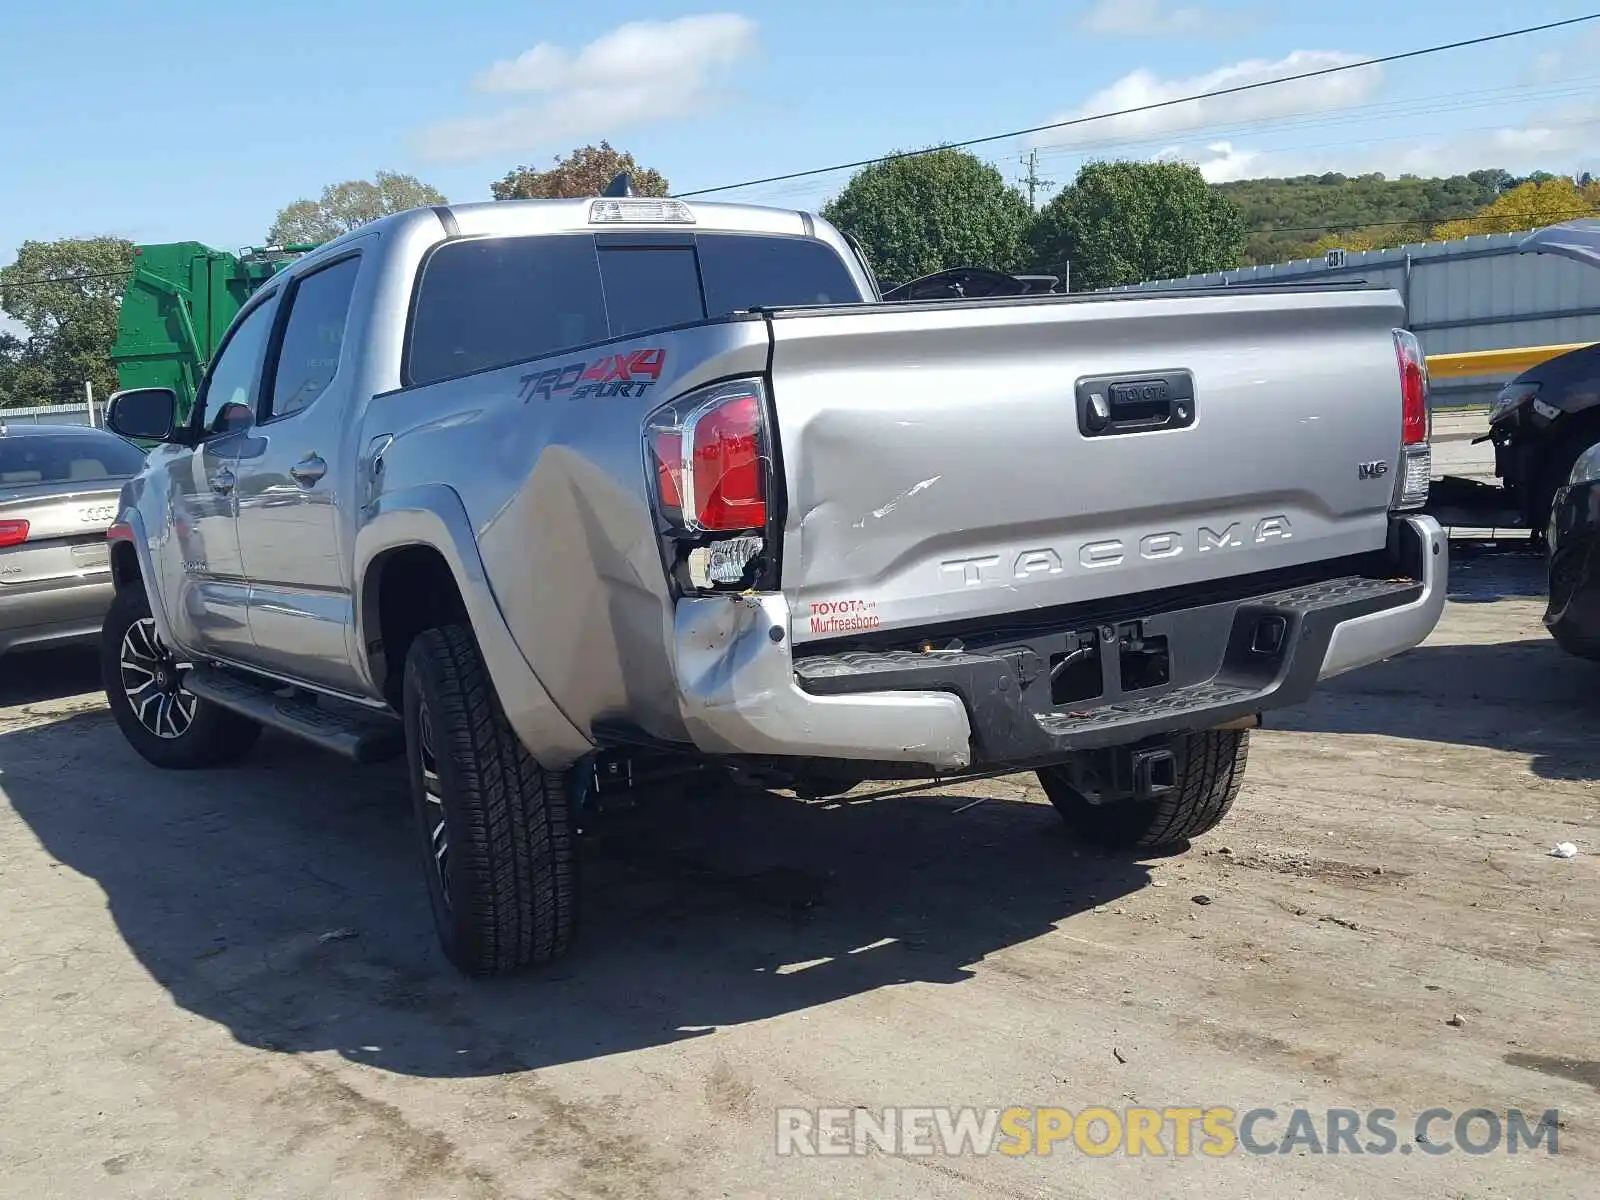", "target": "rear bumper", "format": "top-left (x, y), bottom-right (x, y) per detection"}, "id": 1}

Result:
top-left (673, 515), bottom-right (1447, 772)
top-left (0, 577), bottom-right (115, 656)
